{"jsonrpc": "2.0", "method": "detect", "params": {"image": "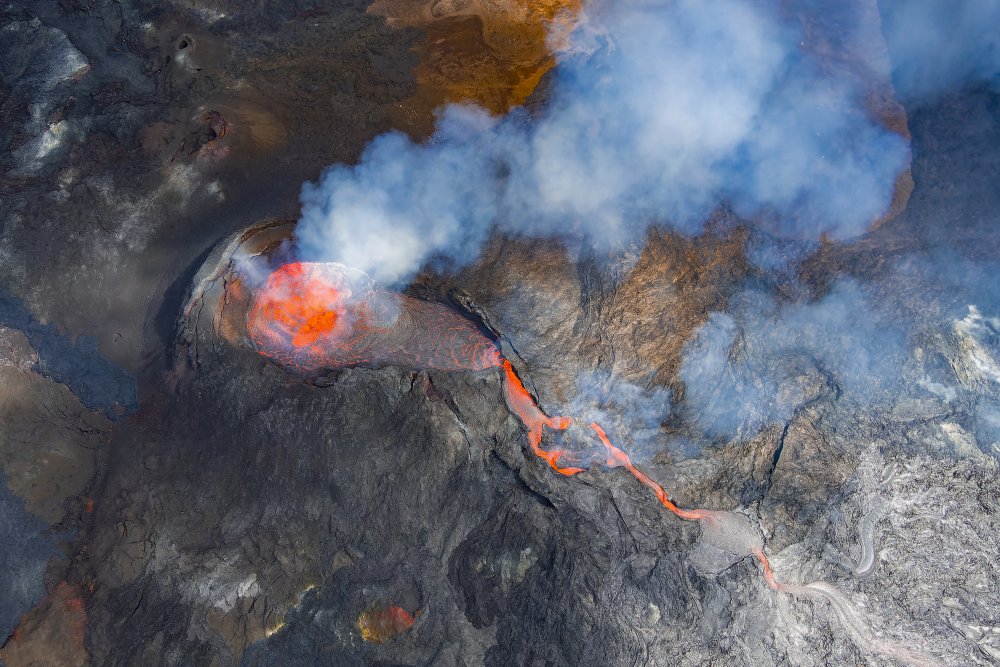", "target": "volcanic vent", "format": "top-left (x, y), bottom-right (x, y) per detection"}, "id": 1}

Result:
top-left (265, 264), bottom-right (939, 666)
top-left (180, 220), bottom-right (940, 667)
top-left (242, 251), bottom-right (587, 476)
top-left (246, 261), bottom-right (501, 373)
